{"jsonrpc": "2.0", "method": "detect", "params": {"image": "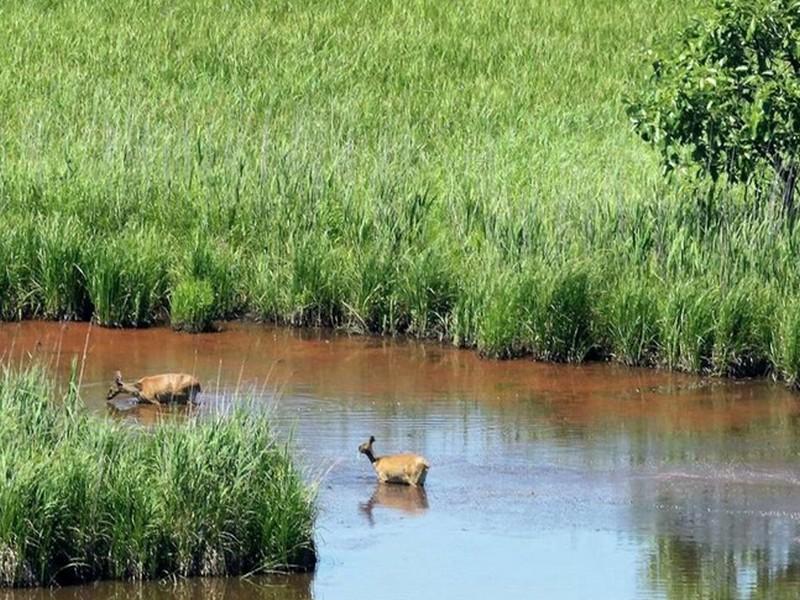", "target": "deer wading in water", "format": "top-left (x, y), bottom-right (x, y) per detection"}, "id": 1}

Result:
top-left (358, 436), bottom-right (429, 486)
top-left (106, 371), bottom-right (201, 405)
